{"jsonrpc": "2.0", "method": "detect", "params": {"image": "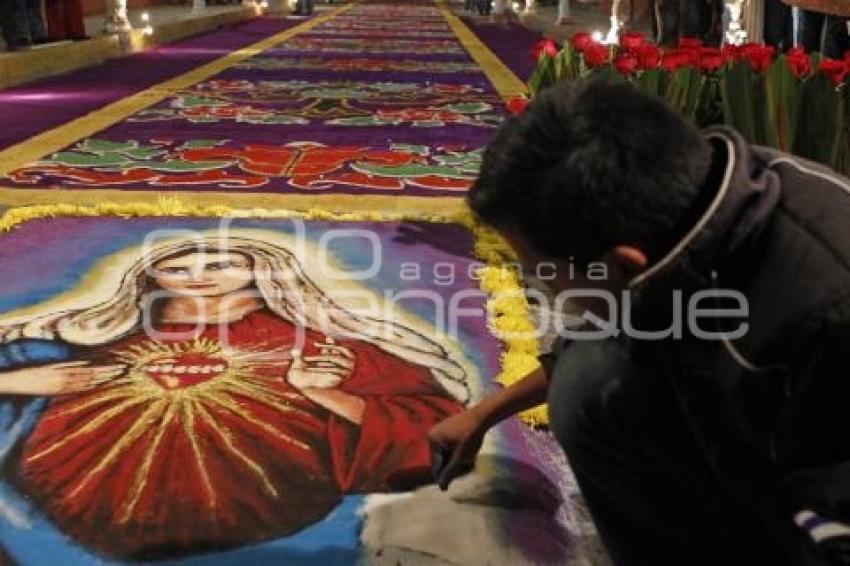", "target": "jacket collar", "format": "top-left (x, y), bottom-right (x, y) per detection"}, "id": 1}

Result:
top-left (630, 126), bottom-right (782, 294)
